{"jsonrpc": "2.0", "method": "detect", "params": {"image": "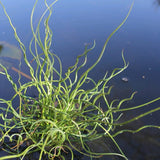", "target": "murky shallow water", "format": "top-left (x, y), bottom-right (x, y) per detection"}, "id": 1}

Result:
top-left (0, 0), bottom-right (160, 159)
